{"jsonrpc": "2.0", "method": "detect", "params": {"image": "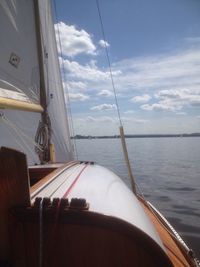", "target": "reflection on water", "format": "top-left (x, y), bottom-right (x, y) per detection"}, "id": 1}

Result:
top-left (76, 137), bottom-right (200, 258)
